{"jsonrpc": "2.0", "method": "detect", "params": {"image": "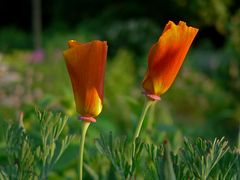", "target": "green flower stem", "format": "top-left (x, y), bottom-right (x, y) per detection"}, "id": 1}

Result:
top-left (133, 99), bottom-right (154, 140)
top-left (79, 121), bottom-right (91, 180)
